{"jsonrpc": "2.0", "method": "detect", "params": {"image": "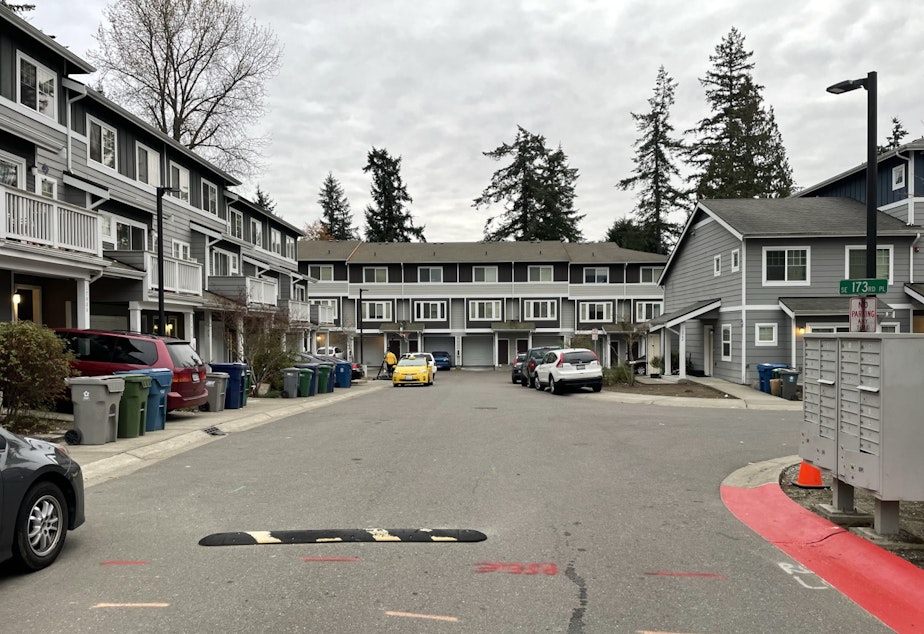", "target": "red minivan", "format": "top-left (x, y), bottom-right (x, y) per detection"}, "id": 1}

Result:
top-left (55, 329), bottom-right (209, 411)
